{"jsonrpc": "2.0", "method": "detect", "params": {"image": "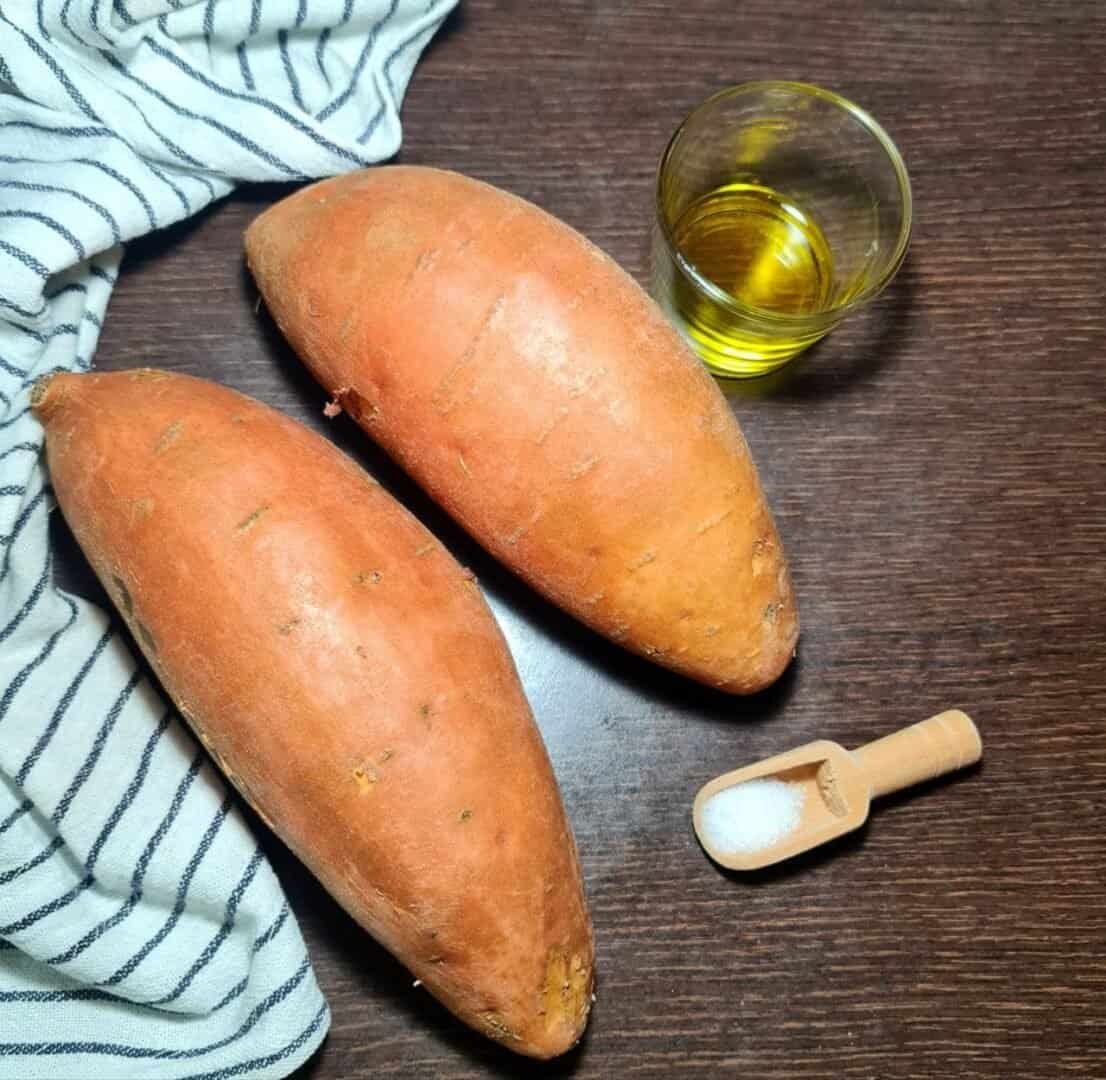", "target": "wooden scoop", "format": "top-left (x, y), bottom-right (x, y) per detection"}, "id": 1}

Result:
top-left (693, 710), bottom-right (982, 871)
